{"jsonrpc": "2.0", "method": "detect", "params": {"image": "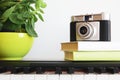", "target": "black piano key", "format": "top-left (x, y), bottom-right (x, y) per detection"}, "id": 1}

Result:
top-left (106, 67), bottom-right (114, 74)
top-left (106, 67), bottom-right (119, 74)
top-left (11, 67), bottom-right (23, 74)
top-left (67, 67), bottom-right (74, 74)
top-left (94, 67), bottom-right (106, 74)
top-left (23, 67), bottom-right (35, 74)
top-left (55, 67), bottom-right (62, 74)
top-left (82, 67), bottom-right (94, 73)
top-left (0, 67), bottom-right (7, 73)
top-left (36, 67), bottom-right (44, 74)
top-left (87, 67), bottom-right (94, 73)
top-left (80, 67), bottom-right (88, 73)
top-left (6, 66), bottom-right (14, 73)
top-left (114, 67), bottom-right (119, 73)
